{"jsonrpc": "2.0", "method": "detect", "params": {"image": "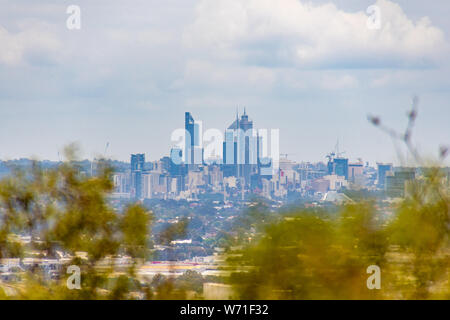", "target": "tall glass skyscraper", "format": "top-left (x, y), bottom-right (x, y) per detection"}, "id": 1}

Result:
top-left (327, 157), bottom-right (349, 180)
top-left (377, 163), bottom-right (393, 189)
top-left (131, 153), bottom-right (145, 171)
top-left (185, 112), bottom-right (202, 165)
top-left (131, 153), bottom-right (145, 199)
top-left (223, 109), bottom-right (259, 184)
top-left (334, 158), bottom-right (349, 180)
